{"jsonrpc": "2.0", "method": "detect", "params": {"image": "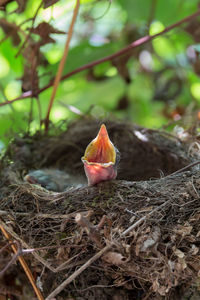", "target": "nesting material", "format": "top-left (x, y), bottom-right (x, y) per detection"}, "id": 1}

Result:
top-left (0, 119), bottom-right (200, 300)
